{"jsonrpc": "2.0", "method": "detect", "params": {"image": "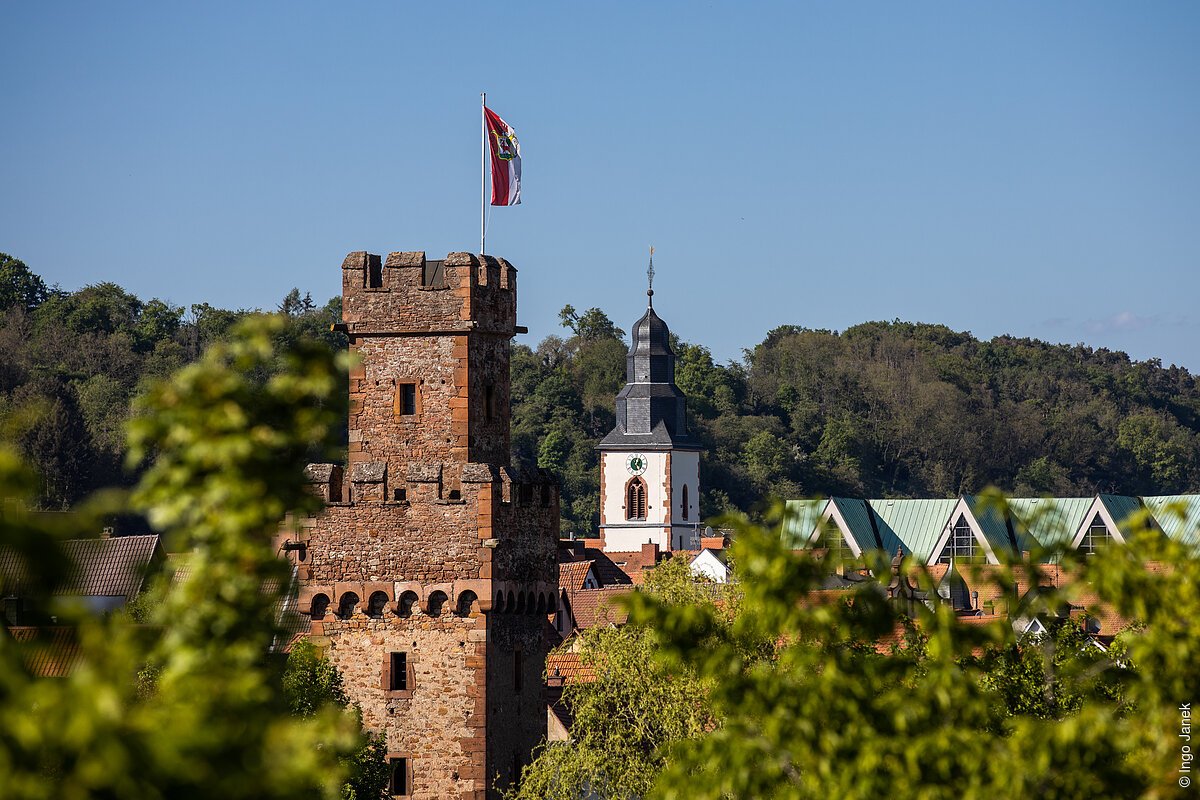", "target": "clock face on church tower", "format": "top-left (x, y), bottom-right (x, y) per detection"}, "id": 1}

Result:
top-left (625, 454), bottom-right (648, 476)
